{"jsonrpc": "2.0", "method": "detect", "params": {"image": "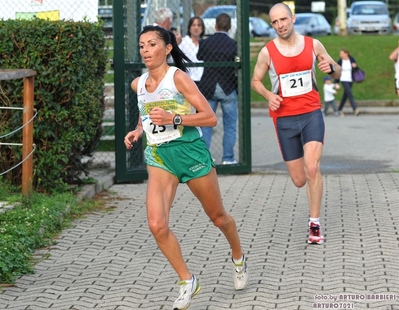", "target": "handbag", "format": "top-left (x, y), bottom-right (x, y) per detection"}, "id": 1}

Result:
top-left (352, 67), bottom-right (365, 83)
